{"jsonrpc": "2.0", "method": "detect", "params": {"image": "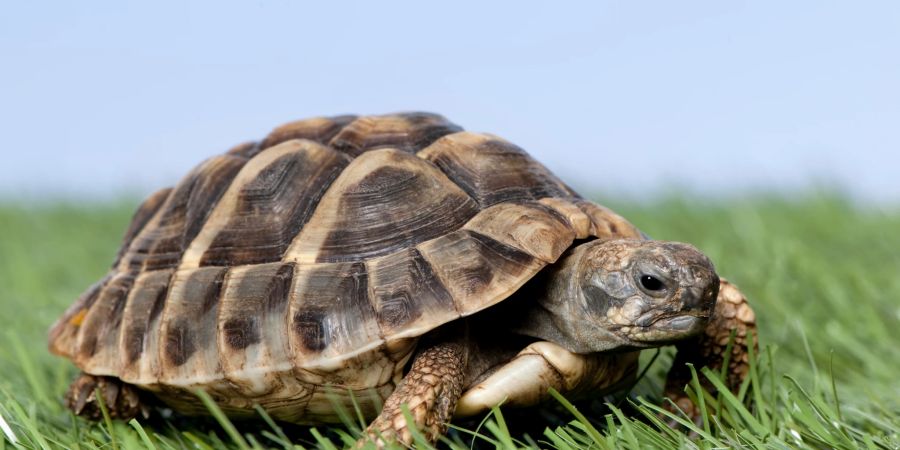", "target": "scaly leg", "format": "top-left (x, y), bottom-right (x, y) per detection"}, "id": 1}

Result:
top-left (663, 279), bottom-right (758, 421)
top-left (65, 372), bottom-right (146, 421)
top-left (361, 329), bottom-right (469, 447)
